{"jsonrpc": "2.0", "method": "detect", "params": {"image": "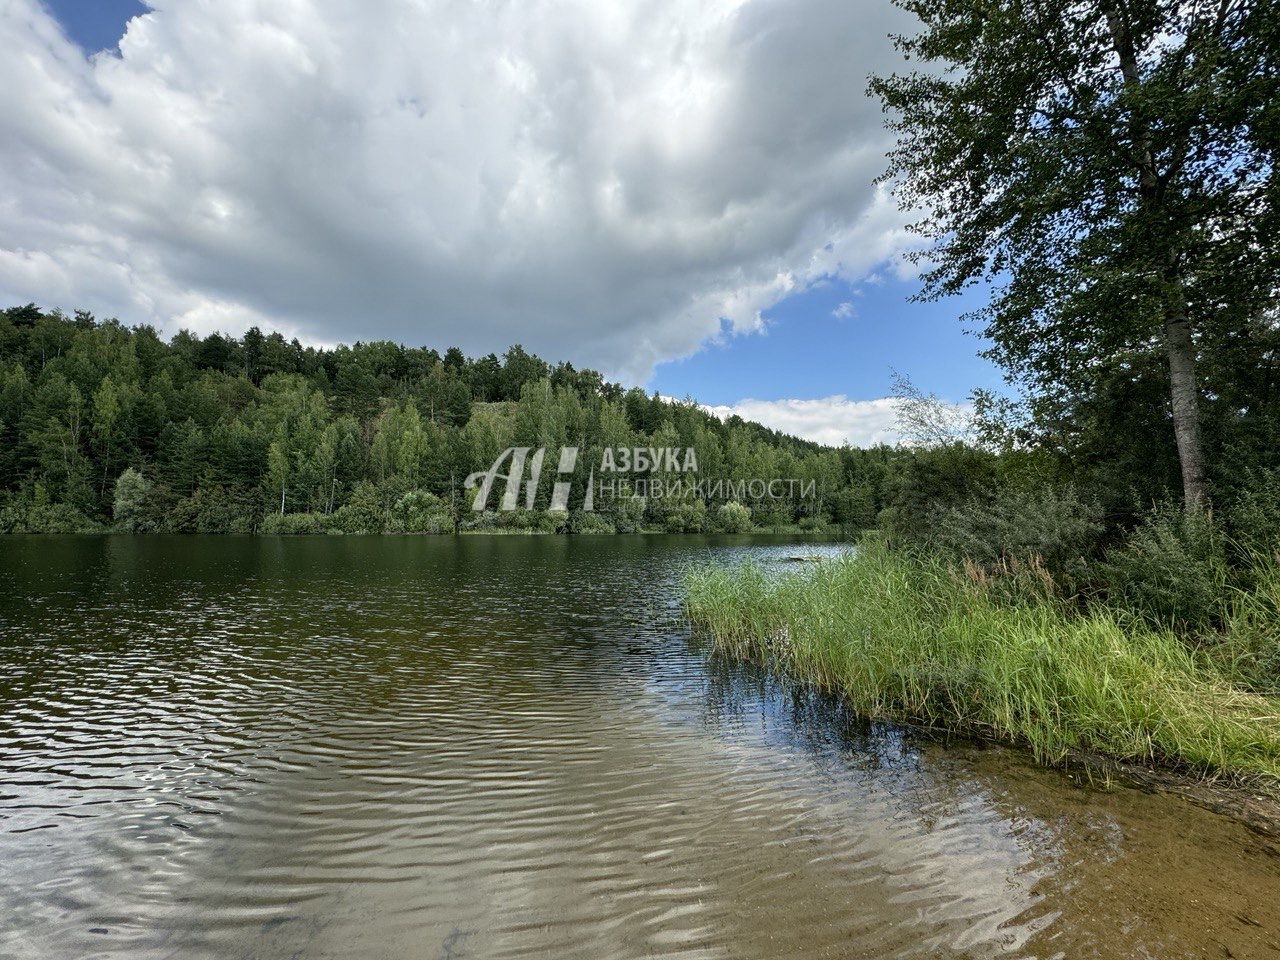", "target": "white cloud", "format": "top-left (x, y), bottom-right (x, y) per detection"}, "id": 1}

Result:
top-left (832, 300), bottom-right (856, 319)
top-left (703, 396), bottom-right (903, 447)
top-left (0, 0), bottom-right (917, 381)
